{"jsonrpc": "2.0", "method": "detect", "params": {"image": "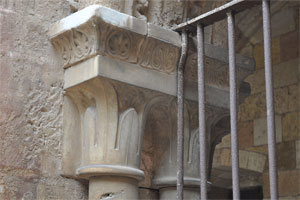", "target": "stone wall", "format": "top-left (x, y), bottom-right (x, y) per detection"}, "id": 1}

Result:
top-left (0, 1), bottom-right (88, 199)
top-left (212, 1), bottom-right (299, 199)
top-left (0, 0), bottom-right (299, 199)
